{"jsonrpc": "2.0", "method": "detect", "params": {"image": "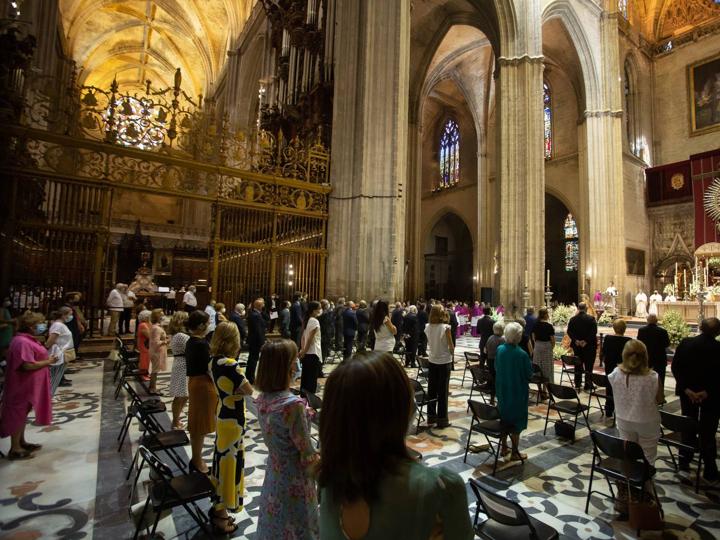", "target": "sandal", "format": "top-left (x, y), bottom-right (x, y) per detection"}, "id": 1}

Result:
top-left (21, 442), bottom-right (42, 451)
top-left (208, 508), bottom-right (236, 524)
top-left (209, 510), bottom-right (238, 533)
top-left (509, 452), bottom-right (528, 462)
top-left (500, 446), bottom-right (511, 457)
top-left (7, 449), bottom-right (34, 460)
